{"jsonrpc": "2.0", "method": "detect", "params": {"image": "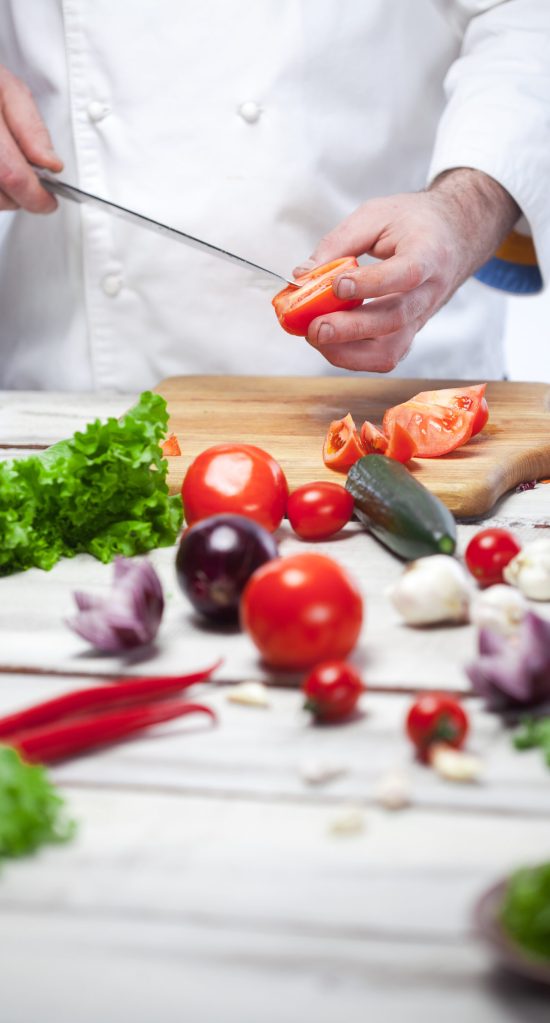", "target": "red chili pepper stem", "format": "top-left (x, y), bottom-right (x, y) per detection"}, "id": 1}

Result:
top-left (0, 661), bottom-right (221, 739)
top-left (12, 700), bottom-right (217, 764)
